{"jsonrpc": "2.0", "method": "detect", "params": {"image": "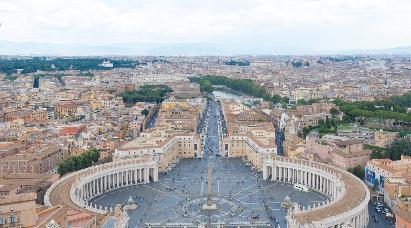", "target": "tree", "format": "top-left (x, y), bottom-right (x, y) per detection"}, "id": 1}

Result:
top-left (121, 85), bottom-right (172, 105)
top-left (386, 139), bottom-right (411, 160)
top-left (347, 165), bottom-right (365, 180)
top-left (330, 108), bottom-right (340, 116)
top-left (199, 79), bottom-right (214, 93)
top-left (291, 61), bottom-right (303, 68)
top-left (57, 149), bottom-right (100, 176)
top-left (332, 92), bottom-right (411, 123)
top-left (141, 109), bottom-right (149, 116)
